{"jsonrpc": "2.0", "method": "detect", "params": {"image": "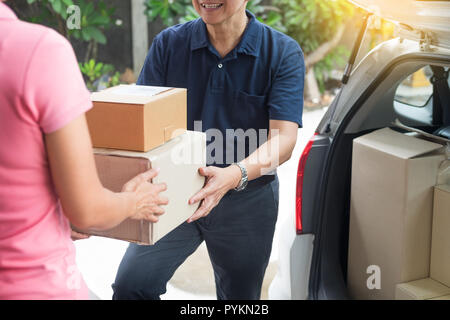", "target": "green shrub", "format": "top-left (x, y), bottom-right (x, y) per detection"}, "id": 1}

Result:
top-left (25, 0), bottom-right (115, 61)
top-left (79, 59), bottom-right (120, 91)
